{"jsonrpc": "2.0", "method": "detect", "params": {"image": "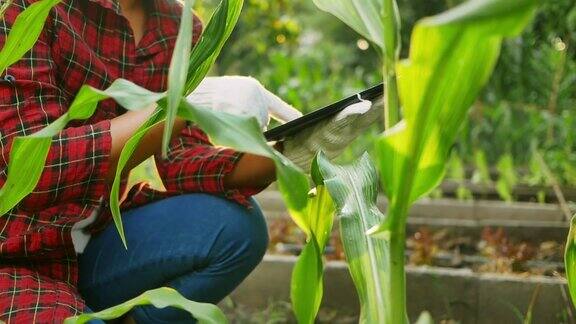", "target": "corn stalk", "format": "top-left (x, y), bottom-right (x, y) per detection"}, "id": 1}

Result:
top-left (312, 1), bottom-right (539, 323)
top-left (381, 0), bottom-right (401, 129)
